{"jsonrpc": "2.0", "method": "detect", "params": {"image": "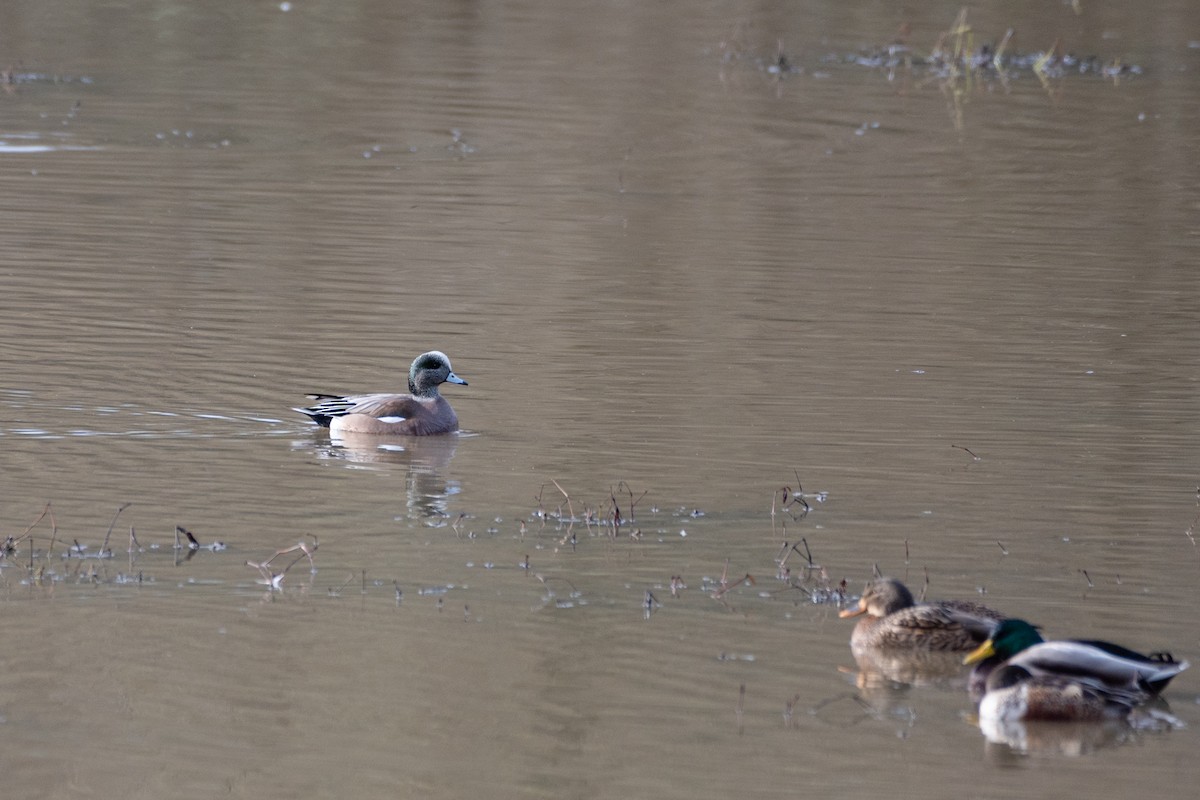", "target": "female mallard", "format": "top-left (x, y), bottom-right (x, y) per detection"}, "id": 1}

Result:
top-left (978, 664), bottom-right (1138, 722)
top-left (838, 576), bottom-right (1005, 652)
top-left (295, 350), bottom-right (467, 436)
top-left (964, 618), bottom-right (1189, 697)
